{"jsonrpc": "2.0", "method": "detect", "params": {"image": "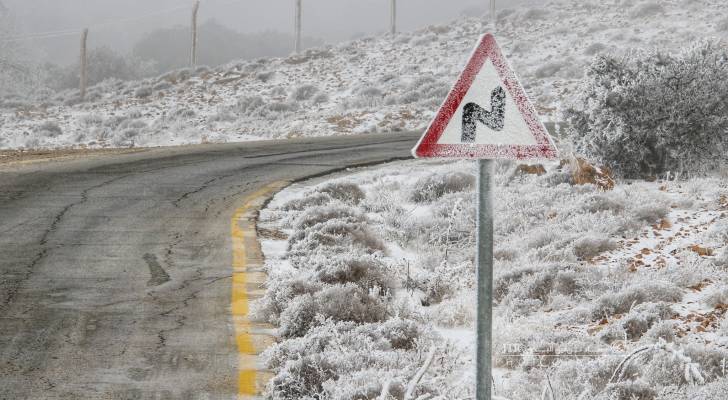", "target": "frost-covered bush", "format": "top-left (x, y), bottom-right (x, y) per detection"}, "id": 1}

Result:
top-left (716, 248), bottom-right (728, 267)
top-left (644, 321), bottom-right (676, 343)
top-left (134, 86), bottom-right (153, 98)
top-left (312, 92), bottom-right (329, 105)
top-left (279, 284), bottom-right (388, 339)
top-left (278, 294), bottom-right (318, 338)
top-left (566, 42), bottom-right (728, 178)
top-left (236, 95), bottom-right (265, 115)
top-left (411, 172), bottom-right (475, 203)
top-left (500, 265), bottom-right (583, 315)
top-left (604, 380), bottom-right (656, 400)
top-left (293, 205), bottom-right (363, 230)
top-left (267, 101), bottom-right (298, 114)
top-left (263, 318), bottom-right (434, 400)
top-left (281, 193), bottom-right (331, 211)
top-left (256, 70), bottom-right (275, 82)
top-left (317, 182), bottom-right (365, 205)
top-left (629, 2), bottom-right (664, 18)
top-left (533, 60), bottom-right (565, 78)
top-left (705, 285), bottom-right (728, 307)
top-left (34, 121), bottom-right (63, 138)
top-left (290, 84), bottom-right (319, 101)
top-left (591, 282), bottom-right (683, 319)
top-left (311, 255), bottom-right (391, 291)
top-left (601, 302), bottom-right (674, 343)
top-left (573, 235), bottom-right (618, 259)
top-left (707, 220), bottom-right (728, 243)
